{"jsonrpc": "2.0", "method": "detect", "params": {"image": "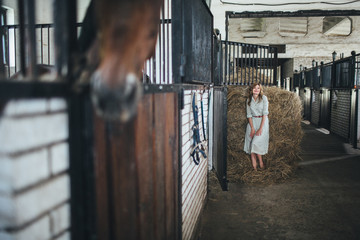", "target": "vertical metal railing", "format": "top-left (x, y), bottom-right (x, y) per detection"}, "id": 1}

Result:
top-left (297, 53), bottom-right (360, 148)
top-left (220, 40), bottom-right (277, 86)
top-left (3, 24), bottom-right (60, 78)
top-left (143, 0), bottom-right (172, 85)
